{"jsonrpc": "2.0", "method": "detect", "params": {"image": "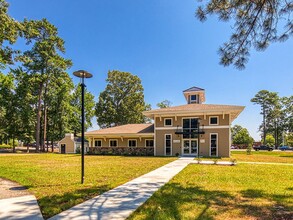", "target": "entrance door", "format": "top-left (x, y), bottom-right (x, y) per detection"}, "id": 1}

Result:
top-left (183, 140), bottom-right (197, 155)
top-left (61, 144), bottom-right (66, 154)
